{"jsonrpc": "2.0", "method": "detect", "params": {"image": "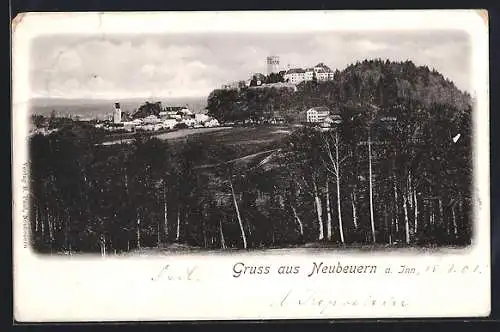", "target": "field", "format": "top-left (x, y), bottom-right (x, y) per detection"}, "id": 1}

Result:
top-left (103, 125), bottom-right (296, 159)
top-left (101, 127), bottom-right (233, 146)
top-left (174, 125), bottom-right (293, 149)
